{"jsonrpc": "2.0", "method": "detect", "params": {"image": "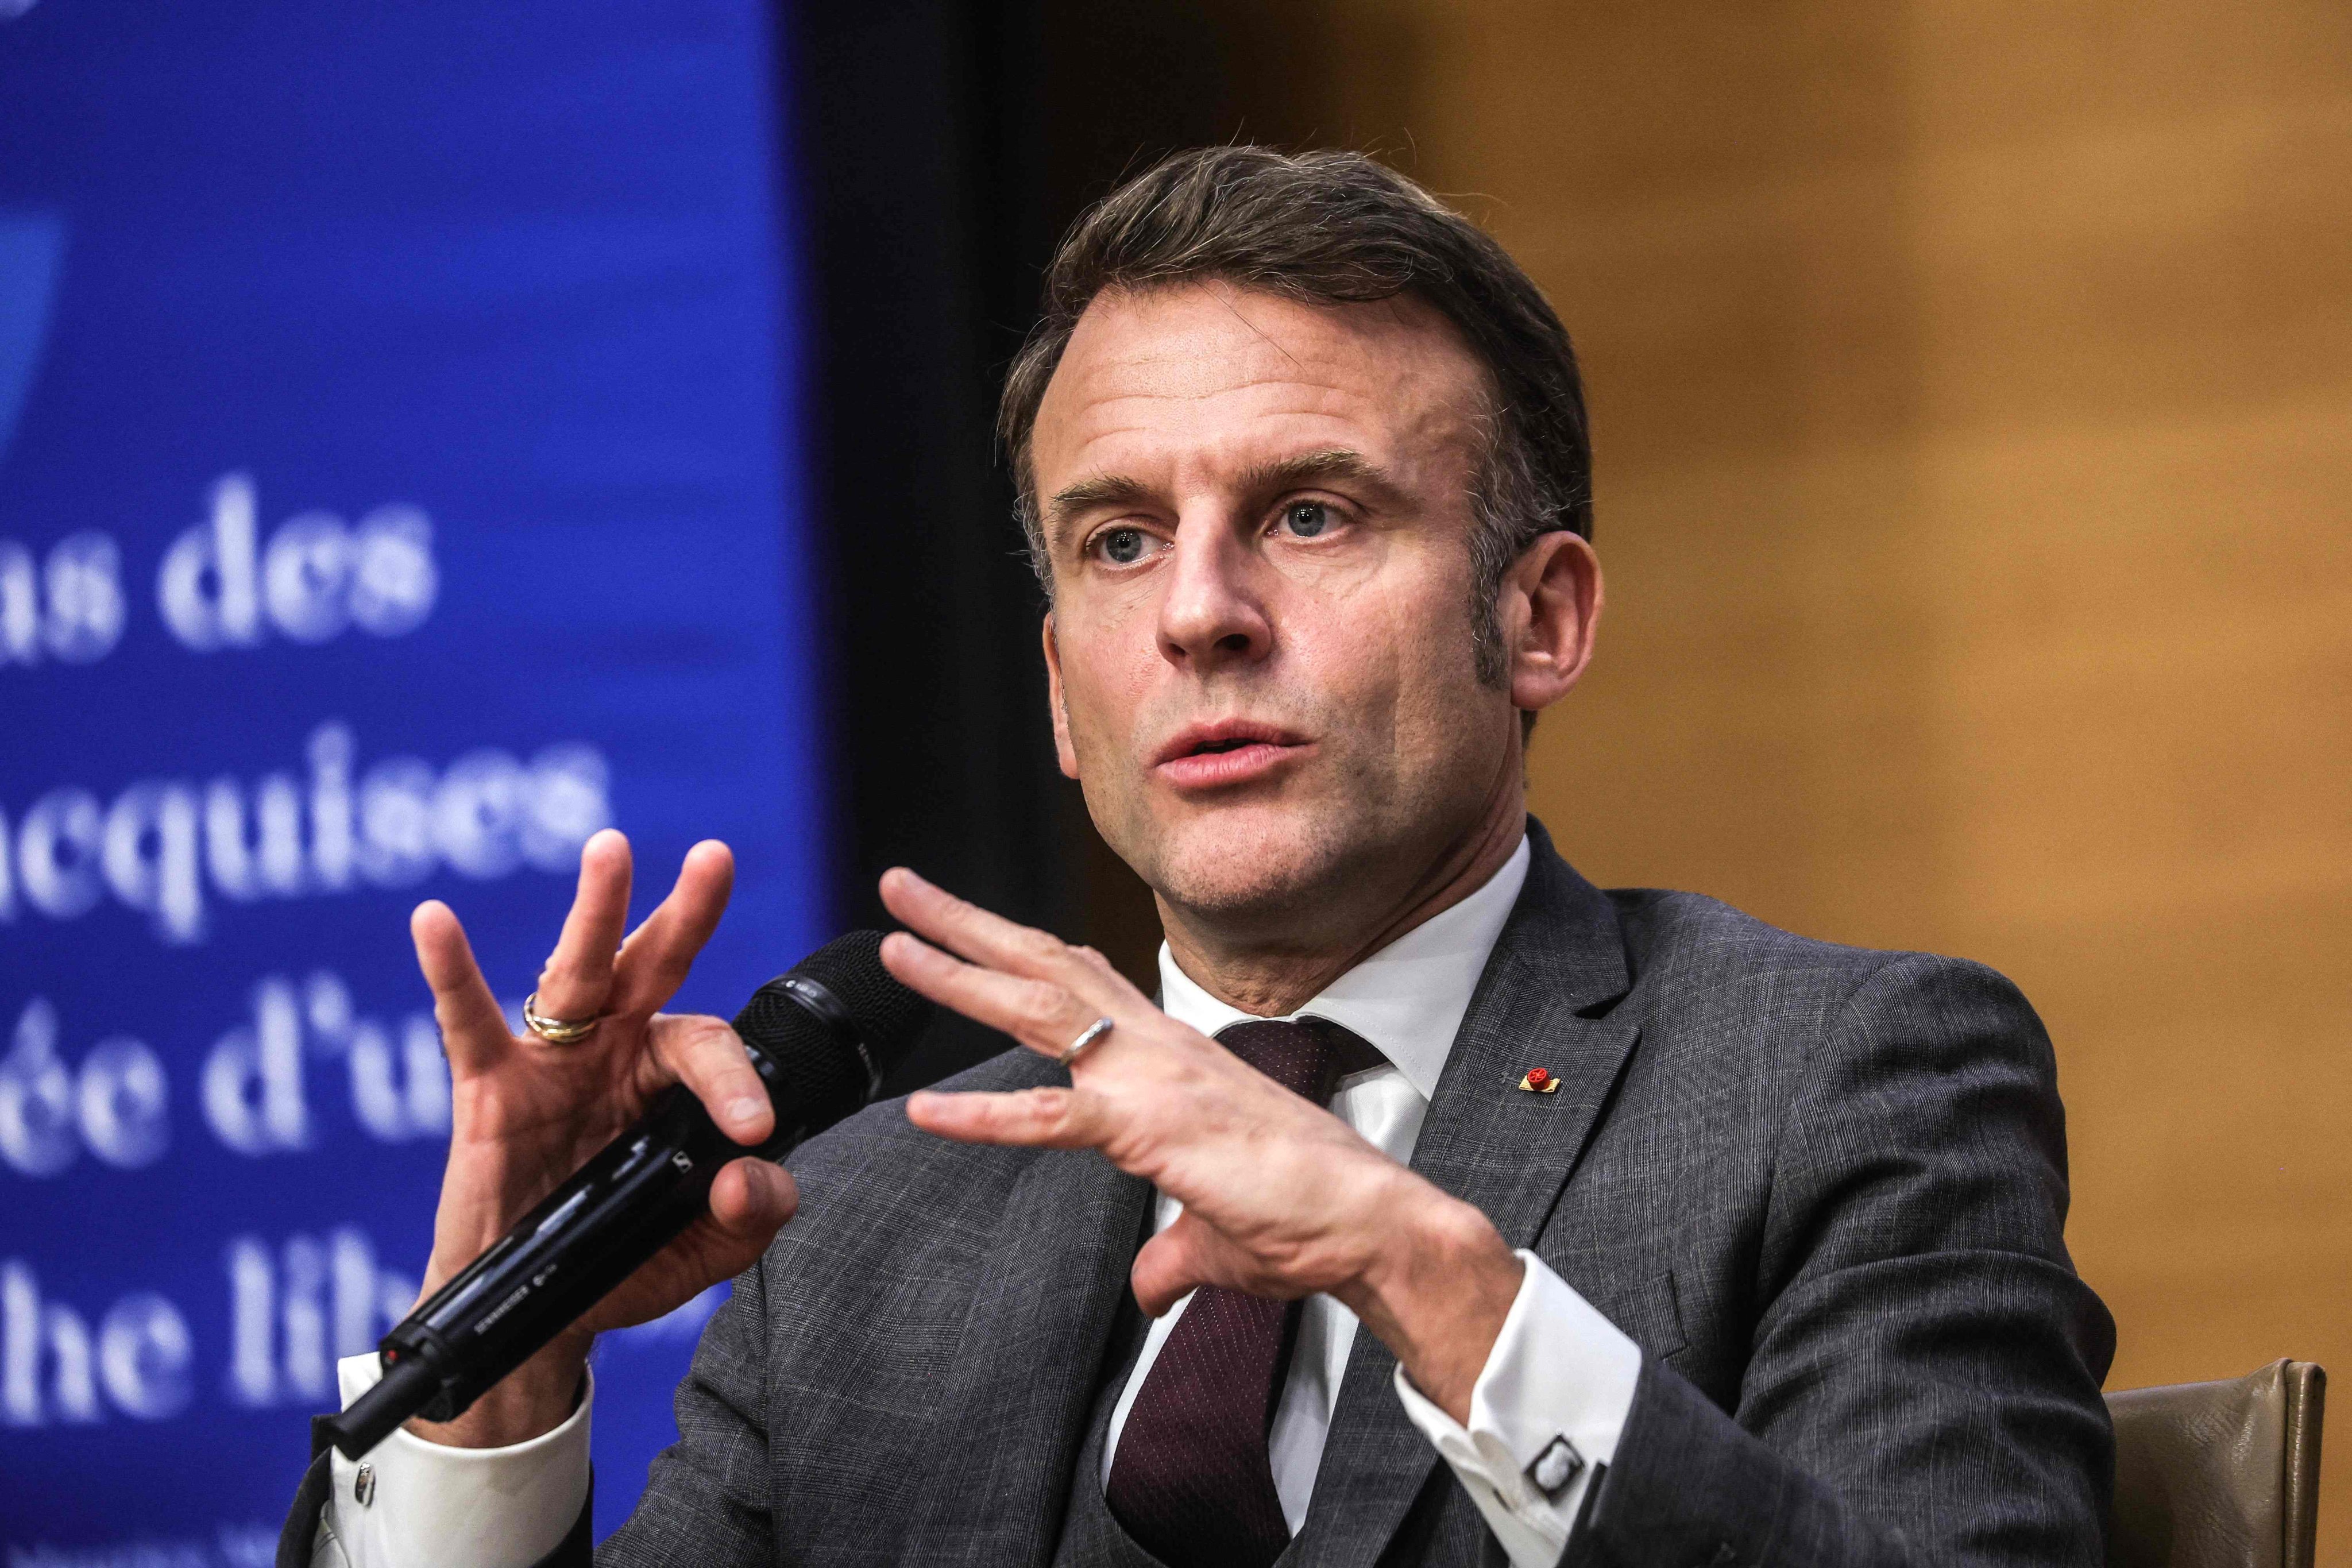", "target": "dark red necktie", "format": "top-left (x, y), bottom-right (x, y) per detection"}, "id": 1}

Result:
top-left (1103, 1017), bottom-right (1384, 1568)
